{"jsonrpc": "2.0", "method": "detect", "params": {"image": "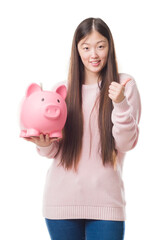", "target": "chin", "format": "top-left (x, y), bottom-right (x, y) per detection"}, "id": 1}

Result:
top-left (90, 67), bottom-right (103, 74)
